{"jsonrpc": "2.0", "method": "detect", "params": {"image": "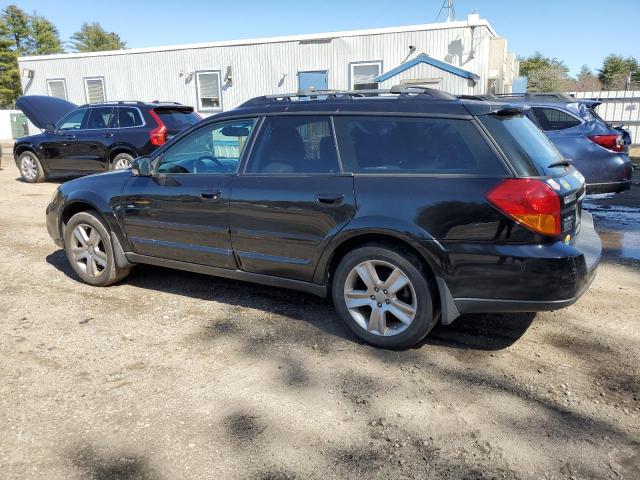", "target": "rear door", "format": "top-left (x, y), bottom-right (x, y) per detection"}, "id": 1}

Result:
top-left (229, 115), bottom-right (355, 282)
top-left (73, 106), bottom-right (117, 171)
